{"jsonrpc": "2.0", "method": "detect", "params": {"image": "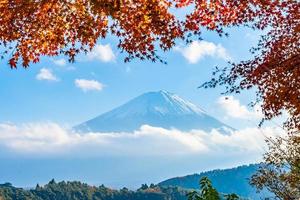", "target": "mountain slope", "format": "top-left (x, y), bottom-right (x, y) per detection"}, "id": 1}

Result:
top-left (159, 164), bottom-right (270, 199)
top-left (75, 90), bottom-right (232, 133)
